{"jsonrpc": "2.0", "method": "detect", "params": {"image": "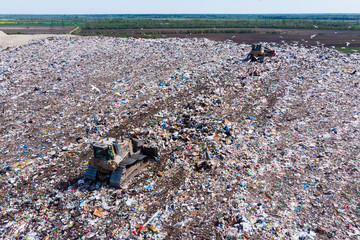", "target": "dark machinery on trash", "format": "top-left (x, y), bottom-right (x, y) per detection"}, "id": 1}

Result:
top-left (244, 44), bottom-right (275, 63)
top-left (194, 148), bottom-right (215, 171)
top-left (85, 138), bottom-right (158, 188)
